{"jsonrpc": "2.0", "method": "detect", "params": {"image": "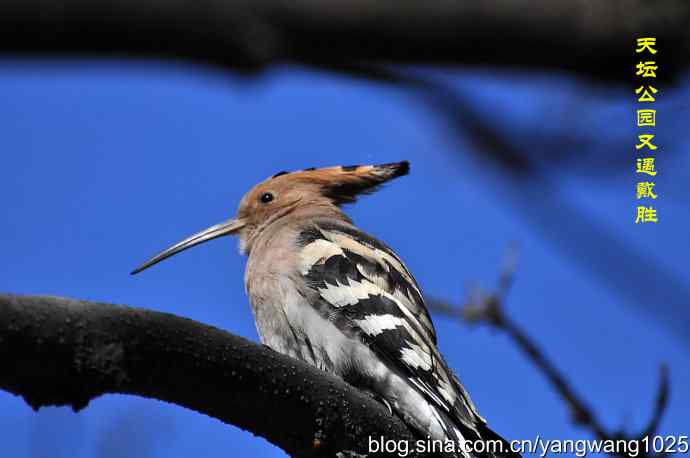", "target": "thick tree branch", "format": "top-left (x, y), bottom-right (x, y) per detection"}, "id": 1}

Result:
top-left (1, 0), bottom-right (689, 82)
top-left (0, 294), bottom-right (423, 458)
